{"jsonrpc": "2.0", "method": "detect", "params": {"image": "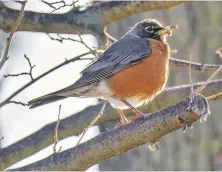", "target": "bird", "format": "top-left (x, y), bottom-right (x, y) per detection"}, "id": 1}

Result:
top-left (28, 19), bottom-right (178, 127)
